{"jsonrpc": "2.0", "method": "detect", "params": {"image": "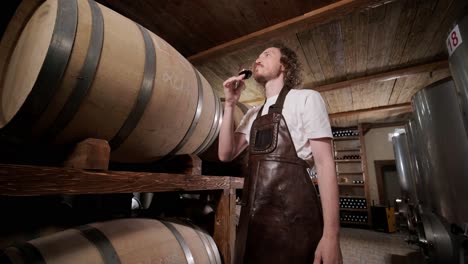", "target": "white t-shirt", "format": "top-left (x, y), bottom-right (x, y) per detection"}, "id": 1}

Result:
top-left (235, 89), bottom-right (332, 160)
